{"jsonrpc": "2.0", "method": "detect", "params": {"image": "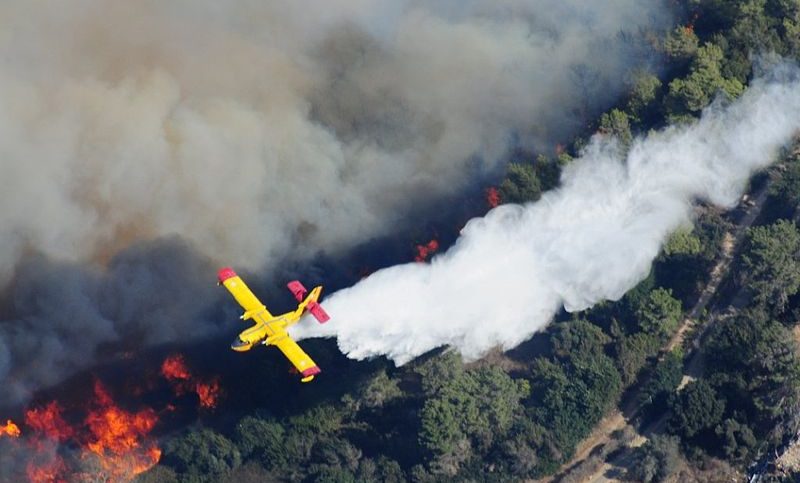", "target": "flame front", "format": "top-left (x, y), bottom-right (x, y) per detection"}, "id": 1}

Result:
top-left (26, 450), bottom-right (66, 483)
top-left (6, 382), bottom-right (162, 482)
top-left (161, 353), bottom-right (222, 409)
top-left (3, 354), bottom-right (221, 481)
top-left (25, 402), bottom-right (73, 443)
top-left (161, 354), bottom-right (191, 381)
top-left (1, 419), bottom-right (20, 438)
top-left (195, 378), bottom-right (221, 409)
top-left (83, 380), bottom-right (161, 480)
